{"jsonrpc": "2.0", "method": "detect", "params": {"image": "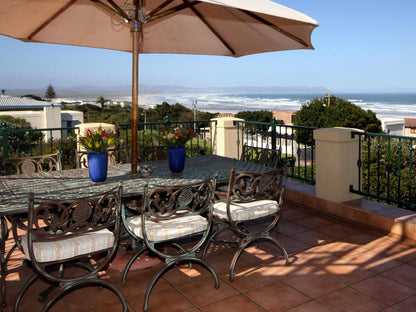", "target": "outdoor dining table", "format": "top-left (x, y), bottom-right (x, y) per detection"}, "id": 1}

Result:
top-left (0, 154), bottom-right (275, 307)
